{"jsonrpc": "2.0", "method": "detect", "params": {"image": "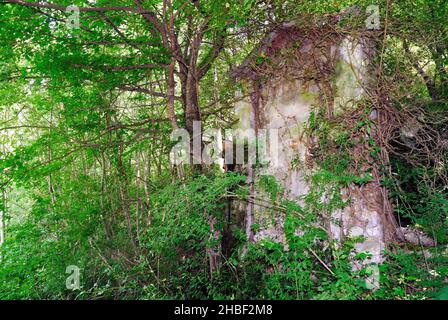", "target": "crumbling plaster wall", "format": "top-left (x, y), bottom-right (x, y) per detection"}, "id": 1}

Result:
top-left (235, 35), bottom-right (386, 287)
